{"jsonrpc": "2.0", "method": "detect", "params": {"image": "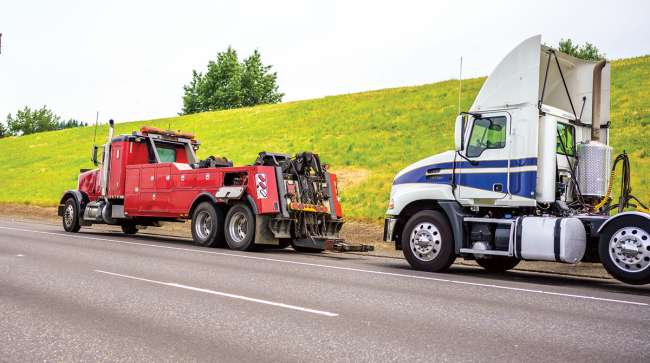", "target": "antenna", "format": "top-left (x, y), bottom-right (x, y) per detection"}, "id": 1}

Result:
top-left (0, 33), bottom-right (3, 55)
top-left (458, 56), bottom-right (463, 114)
